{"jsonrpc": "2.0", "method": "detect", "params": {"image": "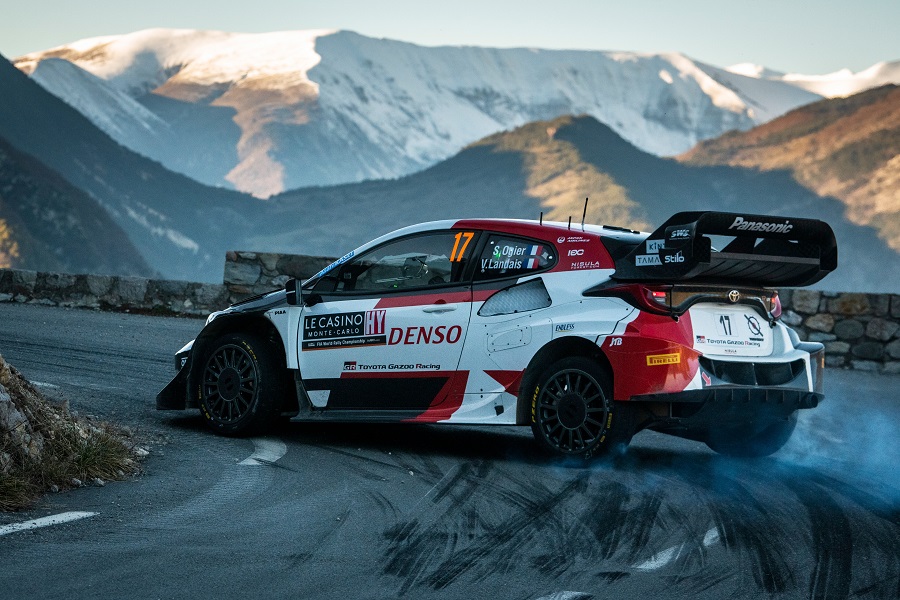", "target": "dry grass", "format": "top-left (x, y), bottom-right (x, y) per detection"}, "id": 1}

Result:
top-left (0, 355), bottom-right (139, 511)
